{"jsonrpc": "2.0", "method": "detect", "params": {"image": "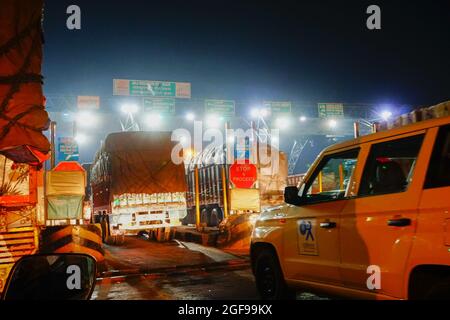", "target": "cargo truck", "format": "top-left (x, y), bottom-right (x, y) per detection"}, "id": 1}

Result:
top-left (90, 132), bottom-right (188, 244)
top-left (184, 142), bottom-right (288, 227)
